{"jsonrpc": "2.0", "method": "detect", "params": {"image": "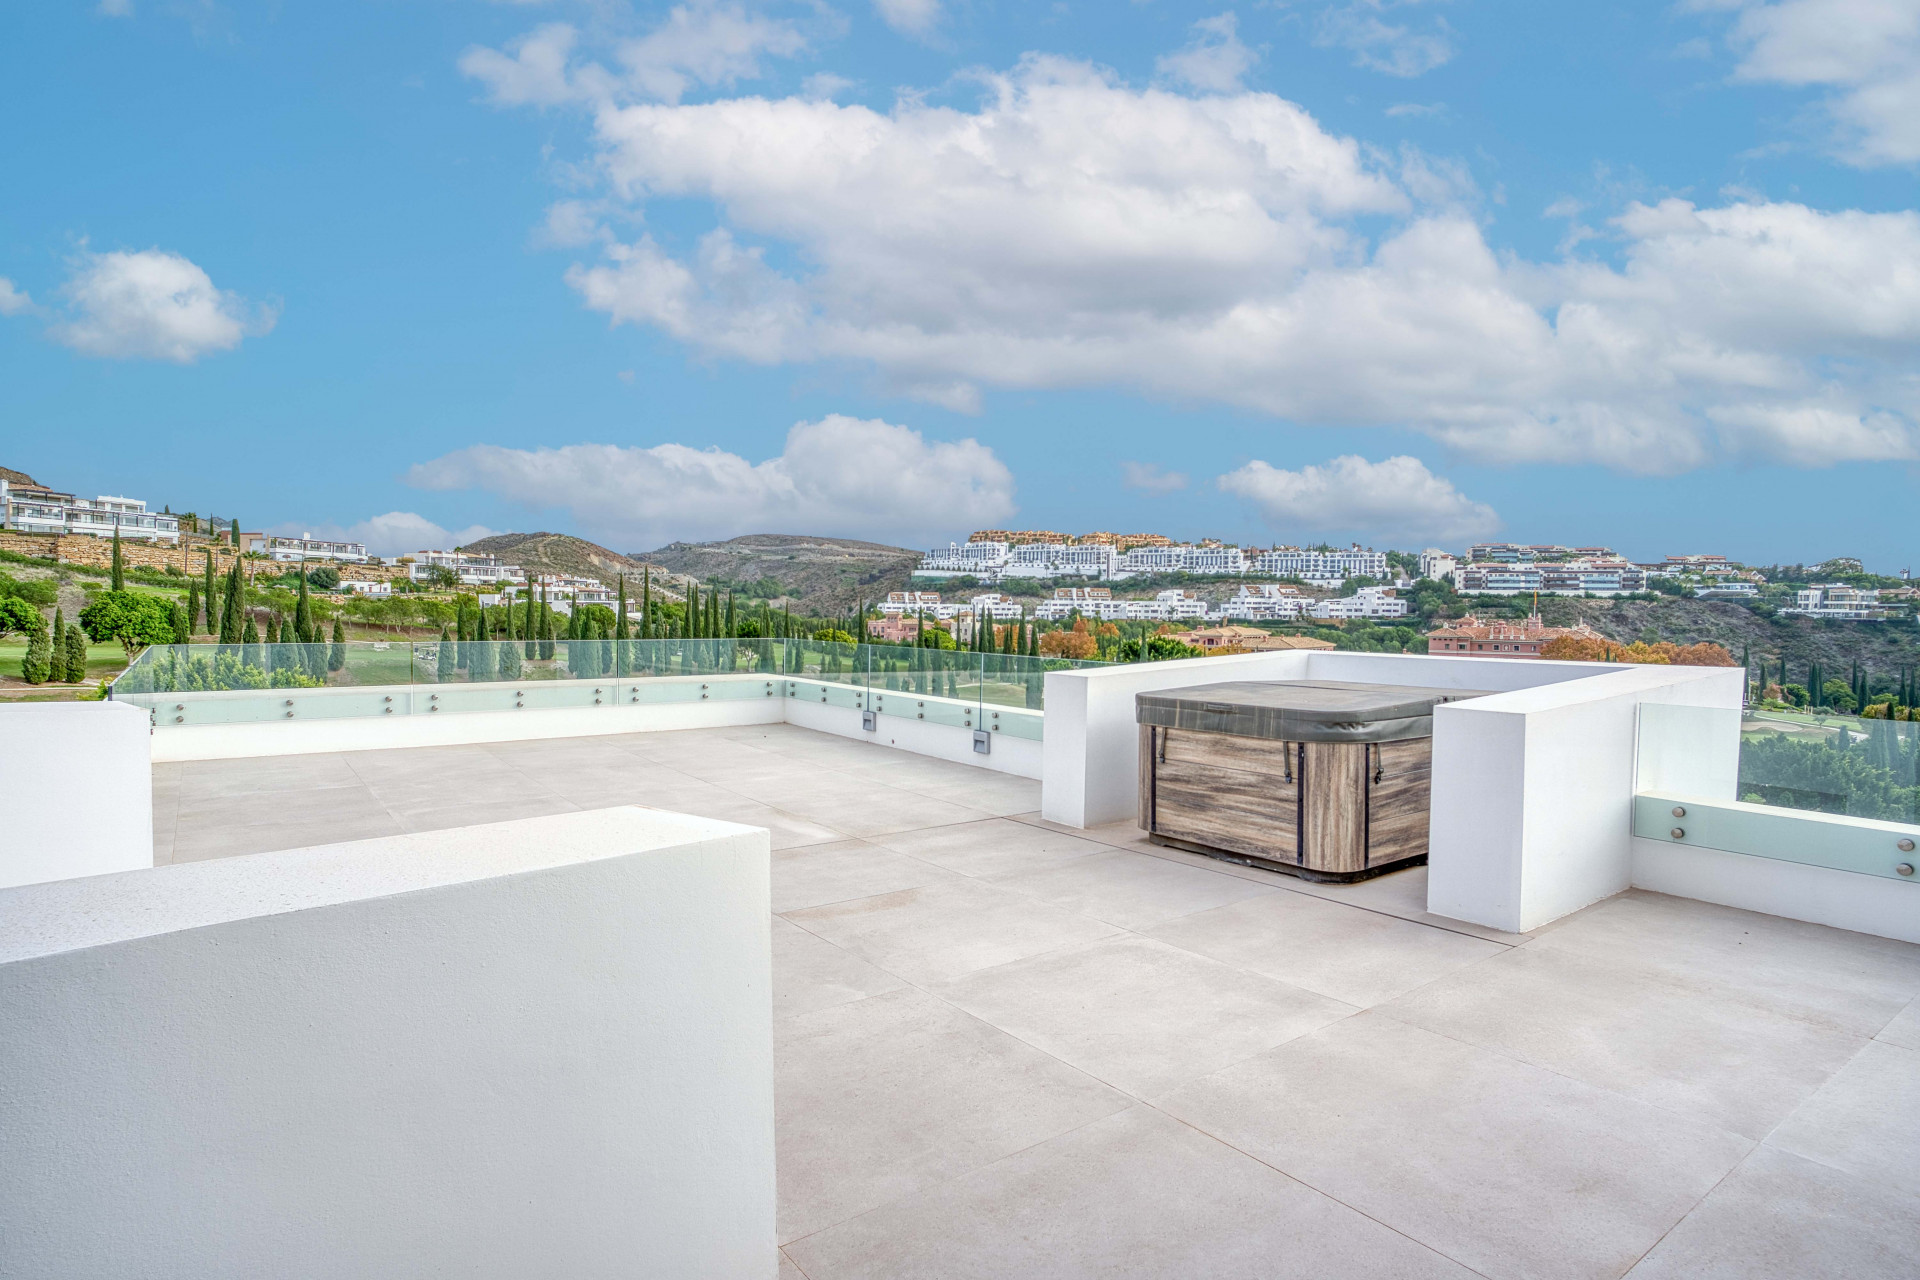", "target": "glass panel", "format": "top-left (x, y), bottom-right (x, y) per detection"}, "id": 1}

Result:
top-left (1637, 702), bottom-right (1920, 825)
